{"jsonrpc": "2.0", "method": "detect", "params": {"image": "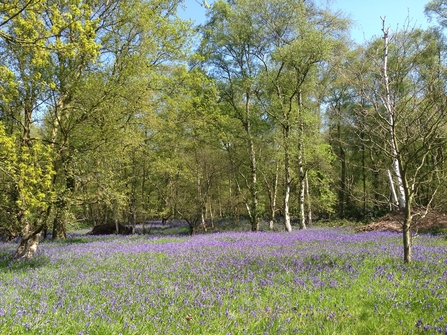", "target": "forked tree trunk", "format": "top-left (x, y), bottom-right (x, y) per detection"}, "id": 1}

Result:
top-left (14, 222), bottom-right (44, 259)
top-left (382, 18), bottom-right (411, 263)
